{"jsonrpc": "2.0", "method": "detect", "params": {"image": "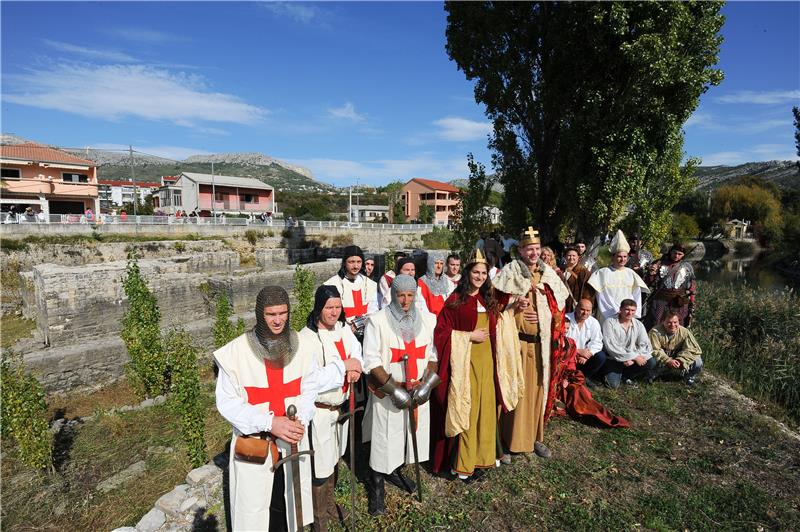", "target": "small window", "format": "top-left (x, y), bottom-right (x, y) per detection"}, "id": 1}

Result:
top-left (1, 168), bottom-right (21, 179)
top-left (173, 192), bottom-right (182, 206)
top-left (215, 192), bottom-right (224, 201)
top-left (62, 173), bottom-right (88, 183)
top-left (240, 194), bottom-right (257, 204)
